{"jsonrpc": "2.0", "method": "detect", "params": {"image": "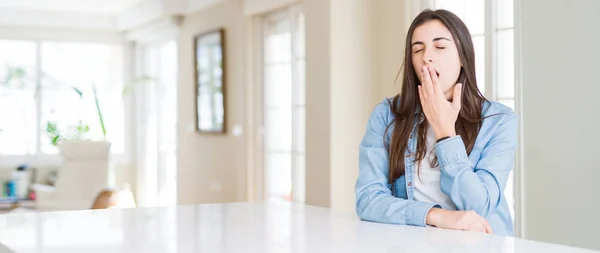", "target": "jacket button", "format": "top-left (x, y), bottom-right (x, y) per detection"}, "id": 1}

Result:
top-left (405, 154), bottom-right (410, 158)
top-left (407, 182), bottom-right (412, 187)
